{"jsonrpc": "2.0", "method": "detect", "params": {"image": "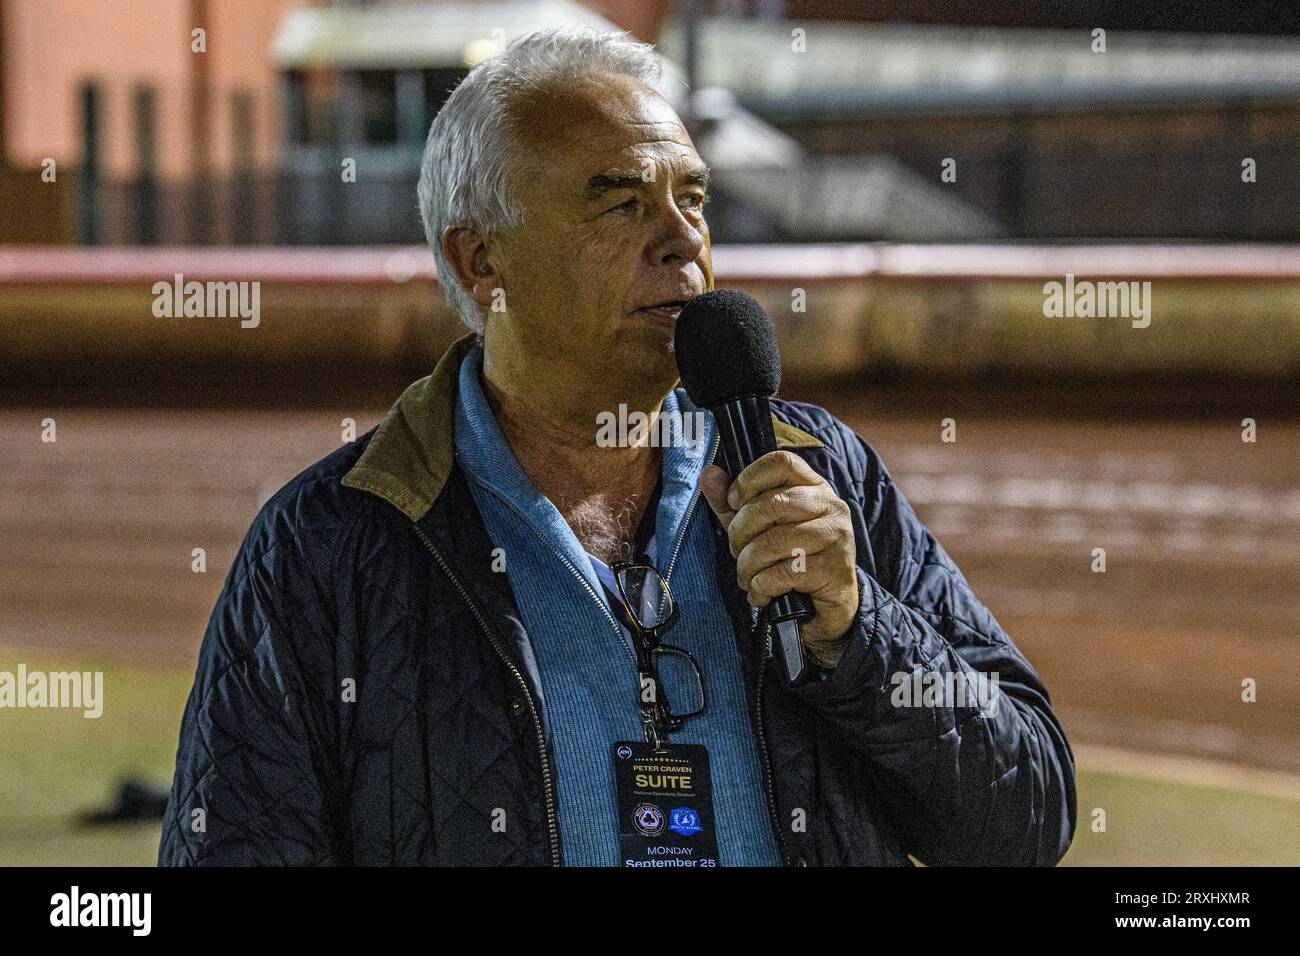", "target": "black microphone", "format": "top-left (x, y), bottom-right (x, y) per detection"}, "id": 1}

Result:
top-left (674, 289), bottom-right (817, 687)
